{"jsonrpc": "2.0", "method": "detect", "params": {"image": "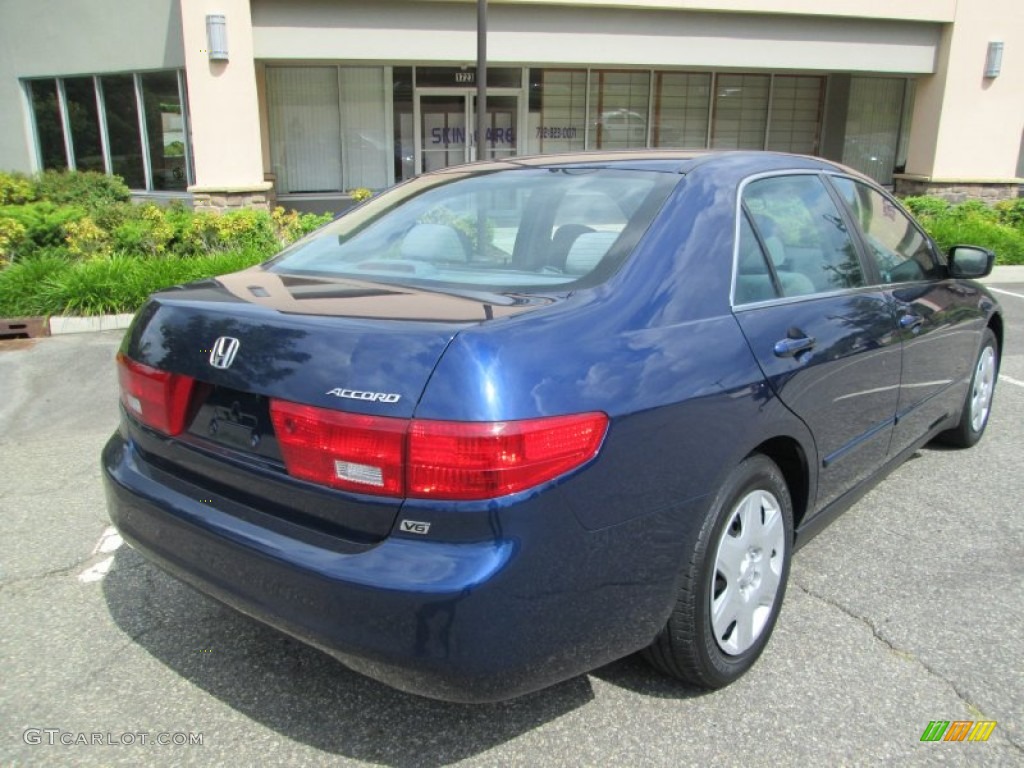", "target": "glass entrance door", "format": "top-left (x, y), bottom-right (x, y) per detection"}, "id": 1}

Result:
top-left (416, 91), bottom-right (519, 174)
top-left (475, 94), bottom-right (518, 163)
top-left (419, 94), bottom-right (469, 173)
